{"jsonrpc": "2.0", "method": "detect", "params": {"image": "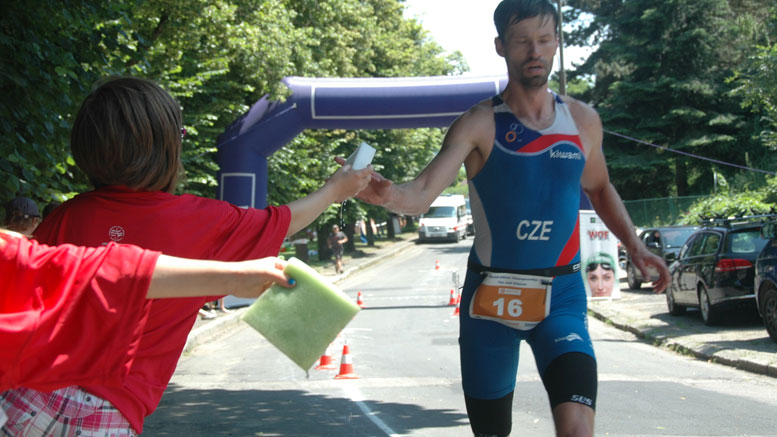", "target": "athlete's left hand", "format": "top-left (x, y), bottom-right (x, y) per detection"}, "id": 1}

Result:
top-left (629, 247), bottom-right (671, 293)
